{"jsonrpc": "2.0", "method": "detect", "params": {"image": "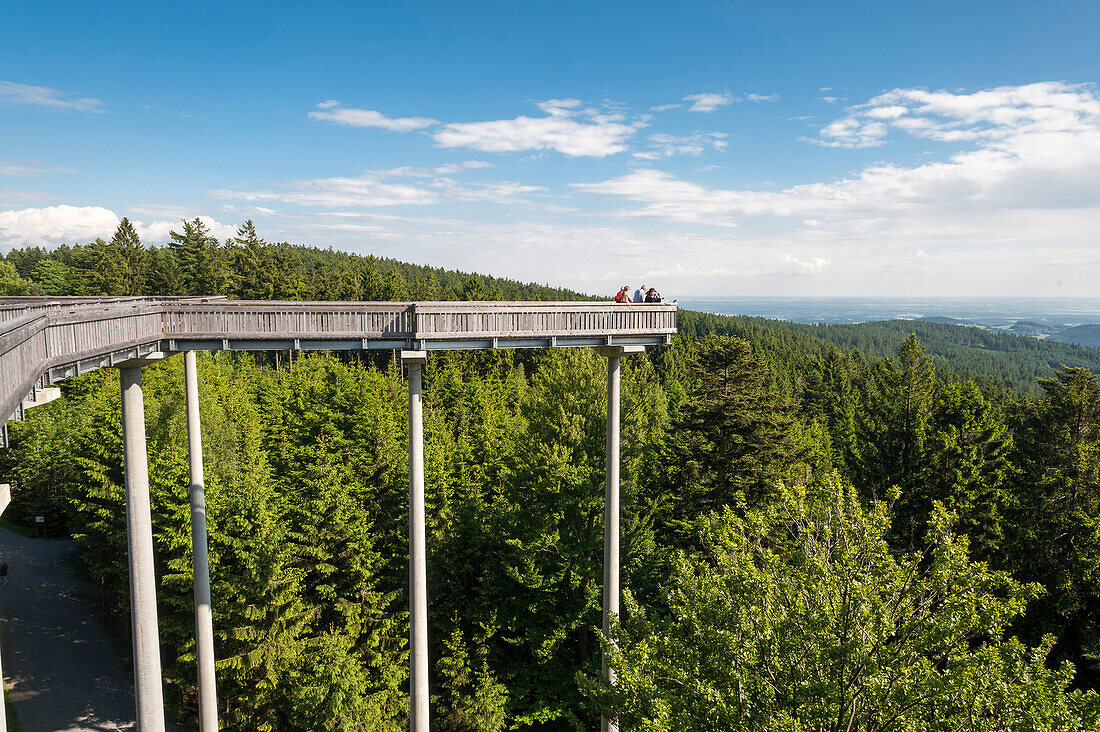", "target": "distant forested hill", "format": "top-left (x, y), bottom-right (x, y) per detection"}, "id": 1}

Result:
top-left (1054, 324), bottom-right (1100, 348)
top-left (679, 311), bottom-right (1100, 393)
